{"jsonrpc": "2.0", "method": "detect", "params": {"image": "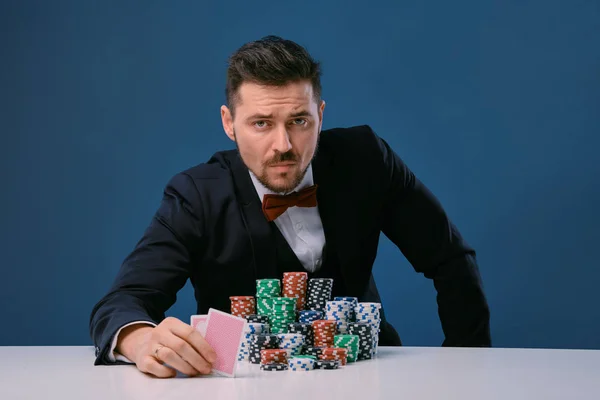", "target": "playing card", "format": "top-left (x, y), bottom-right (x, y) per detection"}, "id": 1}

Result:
top-left (190, 314), bottom-right (208, 336)
top-left (203, 308), bottom-right (247, 377)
